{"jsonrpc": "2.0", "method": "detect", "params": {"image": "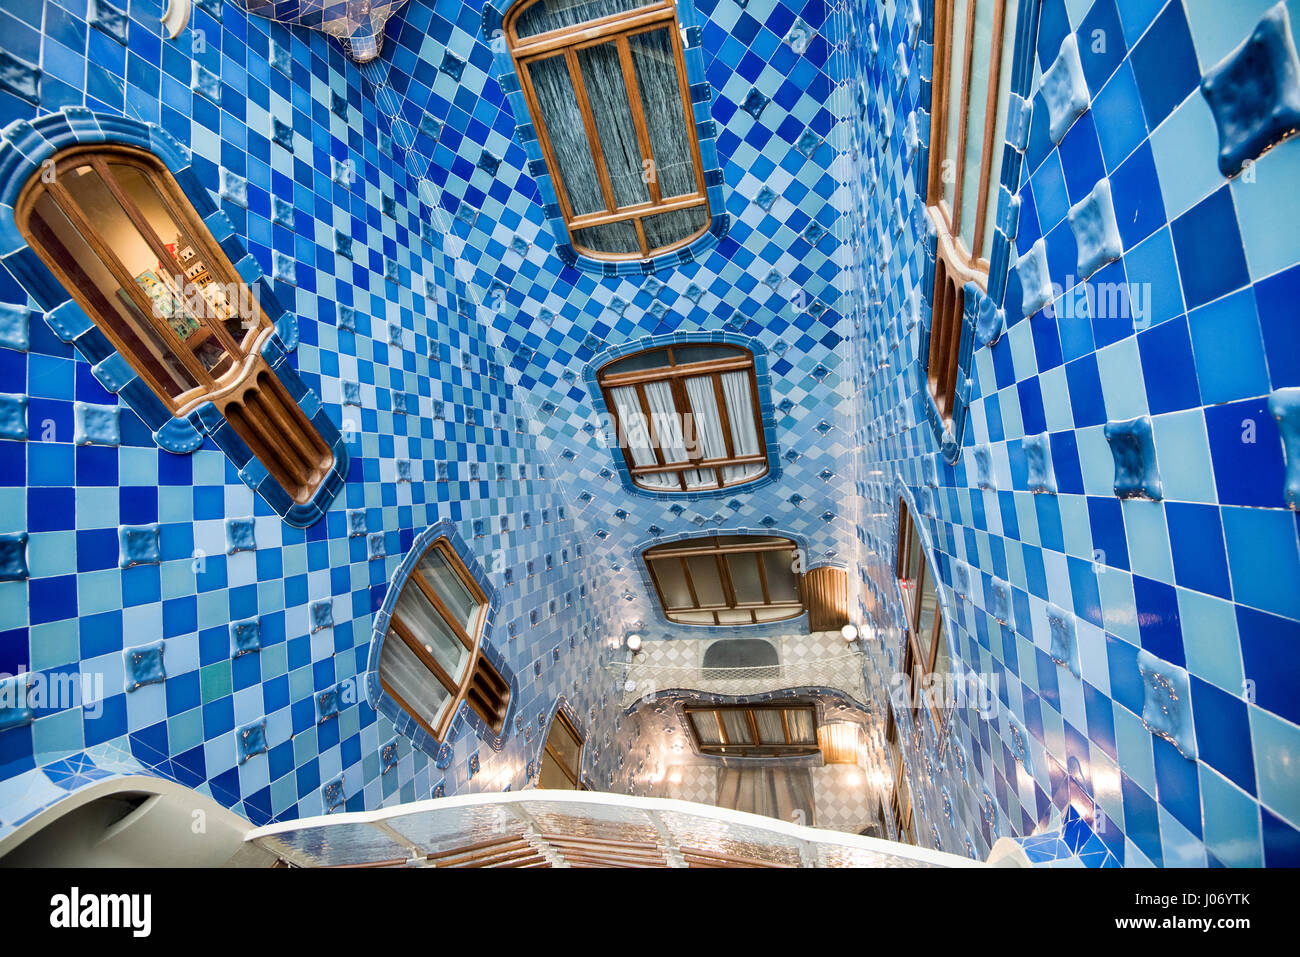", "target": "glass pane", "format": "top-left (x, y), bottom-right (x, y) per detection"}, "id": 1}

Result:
top-left (685, 554), bottom-right (726, 606)
top-left (785, 708), bottom-right (816, 744)
top-left (58, 163), bottom-right (237, 380)
top-left (527, 55), bottom-right (607, 217)
top-left (109, 162), bottom-right (260, 348)
top-left (379, 630), bottom-right (451, 730)
top-left (959, 0), bottom-right (996, 252)
top-left (932, 617), bottom-right (951, 678)
top-left (627, 28), bottom-right (697, 198)
top-left (602, 348), bottom-right (671, 376)
top-left (690, 711), bottom-right (722, 745)
top-left (514, 0), bottom-right (653, 39)
top-left (753, 607), bottom-right (795, 622)
top-left (673, 611), bottom-right (716, 624)
top-left (544, 717), bottom-right (582, 780)
top-left (28, 188), bottom-right (201, 399)
top-left (576, 41), bottom-right (651, 209)
top-left (917, 568), bottom-right (939, 644)
top-left (720, 709), bottom-right (753, 745)
top-left (981, 0), bottom-right (1021, 261)
top-left (538, 760), bottom-right (575, 789)
top-left (416, 546), bottom-right (481, 636)
top-left (942, 0), bottom-right (968, 213)
top-left (641, 204), bottom-right (709, 251)
top-left (754, 709), bottom-right (786, 745)
top-left (727, 552), bottom-right (765, 605)
top-left (670, 345), bottom-right (744, 365)
top-left (394, 583), bottom-right (469, 683)
top-left (762, 549), bottom-right (800, 603)
top-left (649, 557), bottom-right (693, 610)
top-left (571, 219), bottom-right (641, 254)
